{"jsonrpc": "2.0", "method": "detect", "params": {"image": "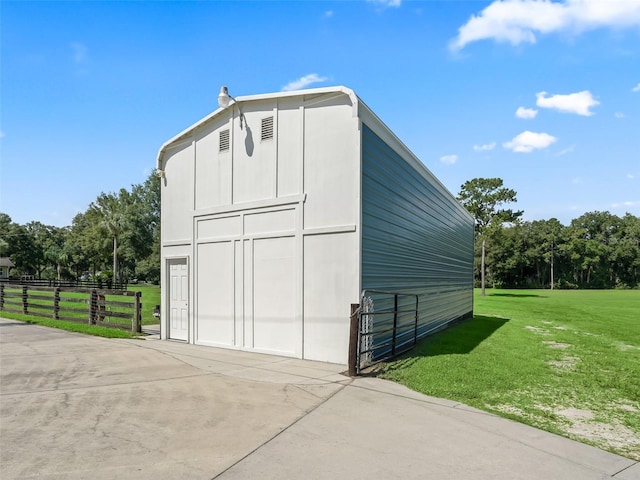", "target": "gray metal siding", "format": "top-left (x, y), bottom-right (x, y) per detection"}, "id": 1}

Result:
top-left (361, 124), bottom-right (474, 356)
